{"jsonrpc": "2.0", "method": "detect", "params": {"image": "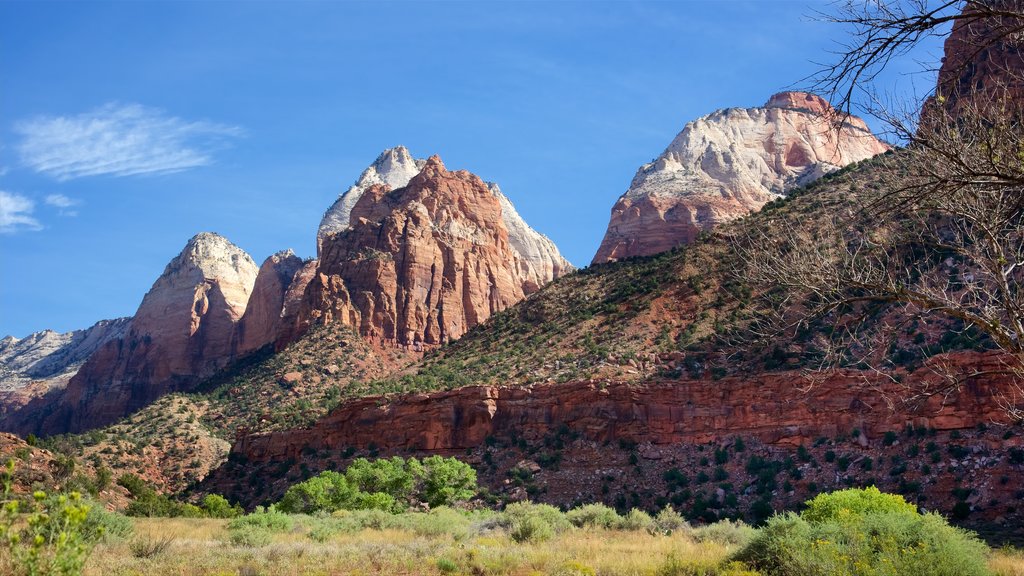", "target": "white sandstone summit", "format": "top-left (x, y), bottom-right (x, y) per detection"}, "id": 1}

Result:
top-left (317, 146), bottom-right (426, 254)
top-left (593, 91), bottom-right (890, 263)
top-left (318, 146), bottom-right (573, 288)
